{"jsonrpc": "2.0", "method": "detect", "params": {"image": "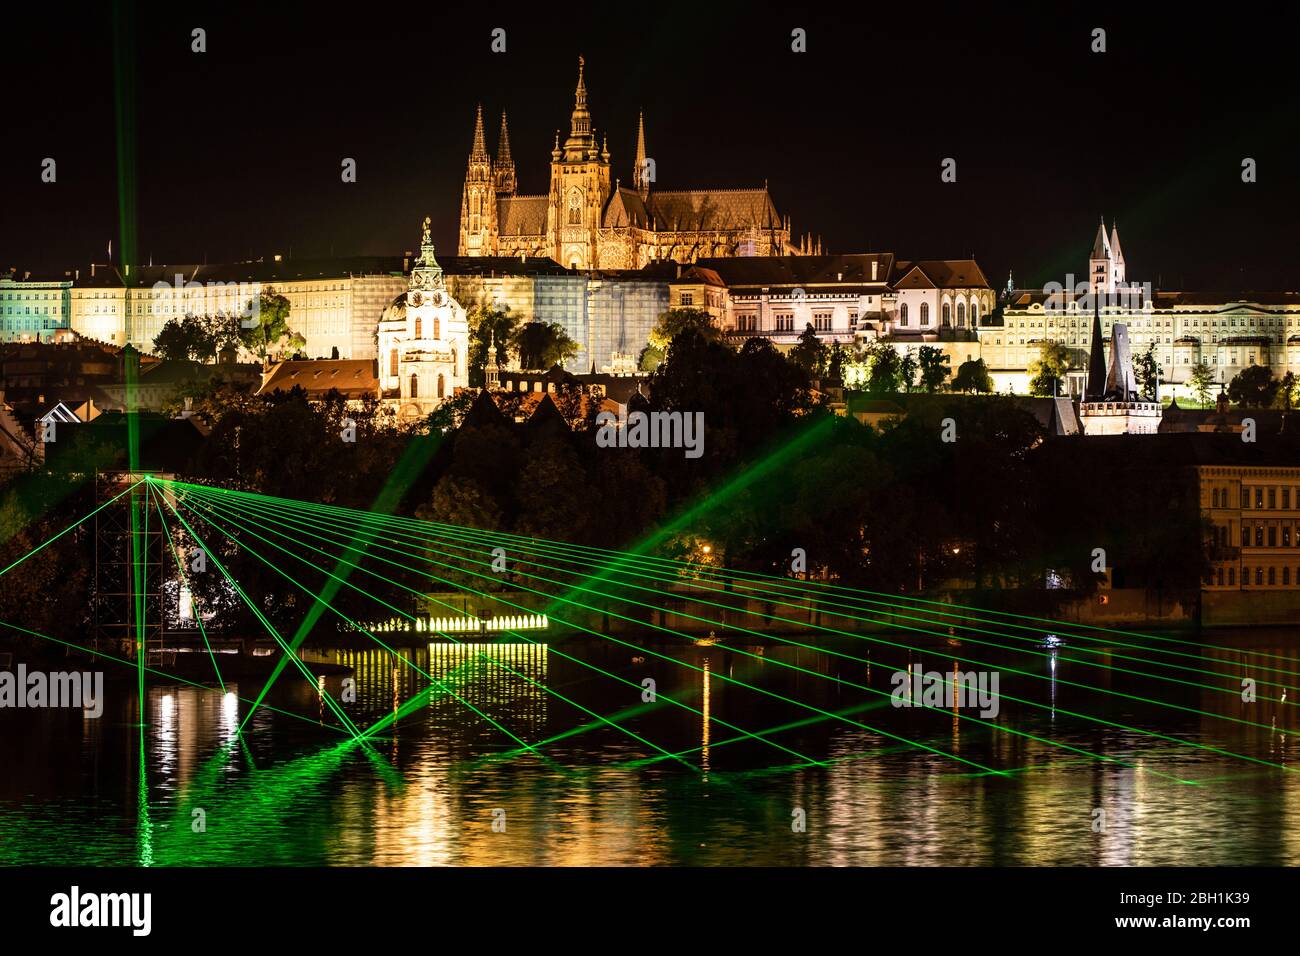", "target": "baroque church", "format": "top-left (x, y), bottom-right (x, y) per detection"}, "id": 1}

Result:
top-left (458, 58), bottom-right (796, 270)
top-left (378, 218), bottom-right (469, 420)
